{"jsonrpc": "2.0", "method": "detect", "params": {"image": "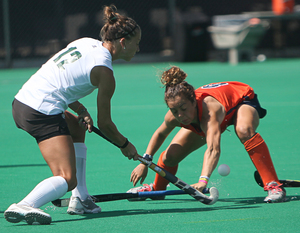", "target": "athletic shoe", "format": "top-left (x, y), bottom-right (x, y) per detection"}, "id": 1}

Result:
top-left (67, 196), bottom-right (101, 215)
top-left (264, 181), bottom-right (286, 203)
top-left (4, 203), bottom-right (51, 225)
top-left (126, 183), bottom-right (165, 201)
